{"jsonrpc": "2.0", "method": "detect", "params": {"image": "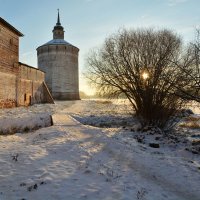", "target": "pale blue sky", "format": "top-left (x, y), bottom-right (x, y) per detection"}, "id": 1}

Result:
top-left (0, 0), bottom-right (199, 94)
